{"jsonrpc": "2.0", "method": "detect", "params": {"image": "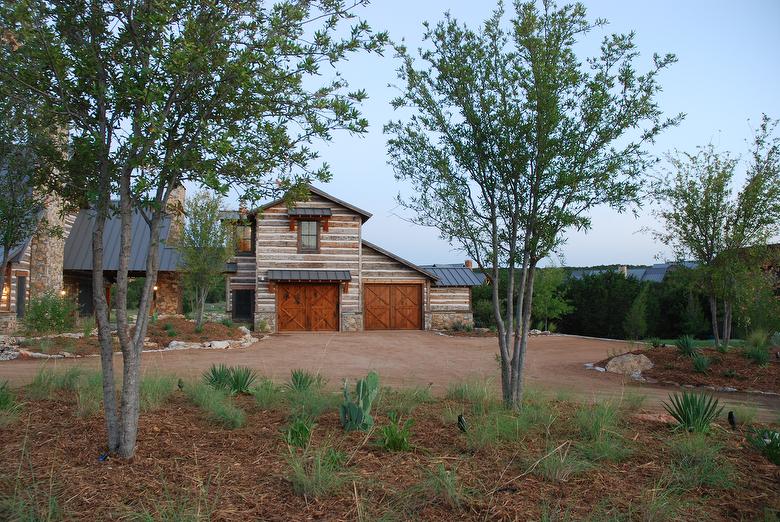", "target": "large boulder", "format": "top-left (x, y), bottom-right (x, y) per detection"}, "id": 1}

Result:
top-left (605, 353), bottom-right (653, 376)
